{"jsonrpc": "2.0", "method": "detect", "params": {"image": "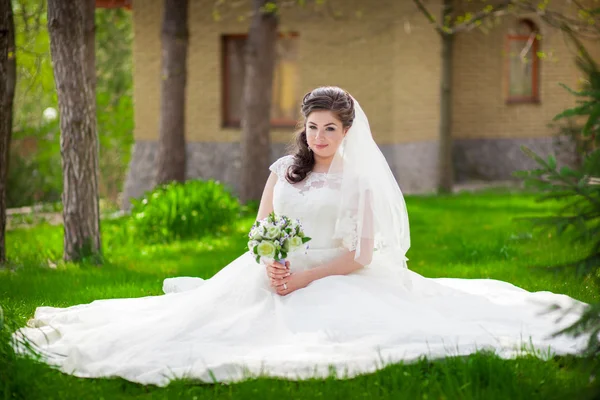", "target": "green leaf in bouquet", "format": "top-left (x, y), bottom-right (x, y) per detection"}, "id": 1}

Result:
top-left (302, 237), bottom-right (311, 244)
